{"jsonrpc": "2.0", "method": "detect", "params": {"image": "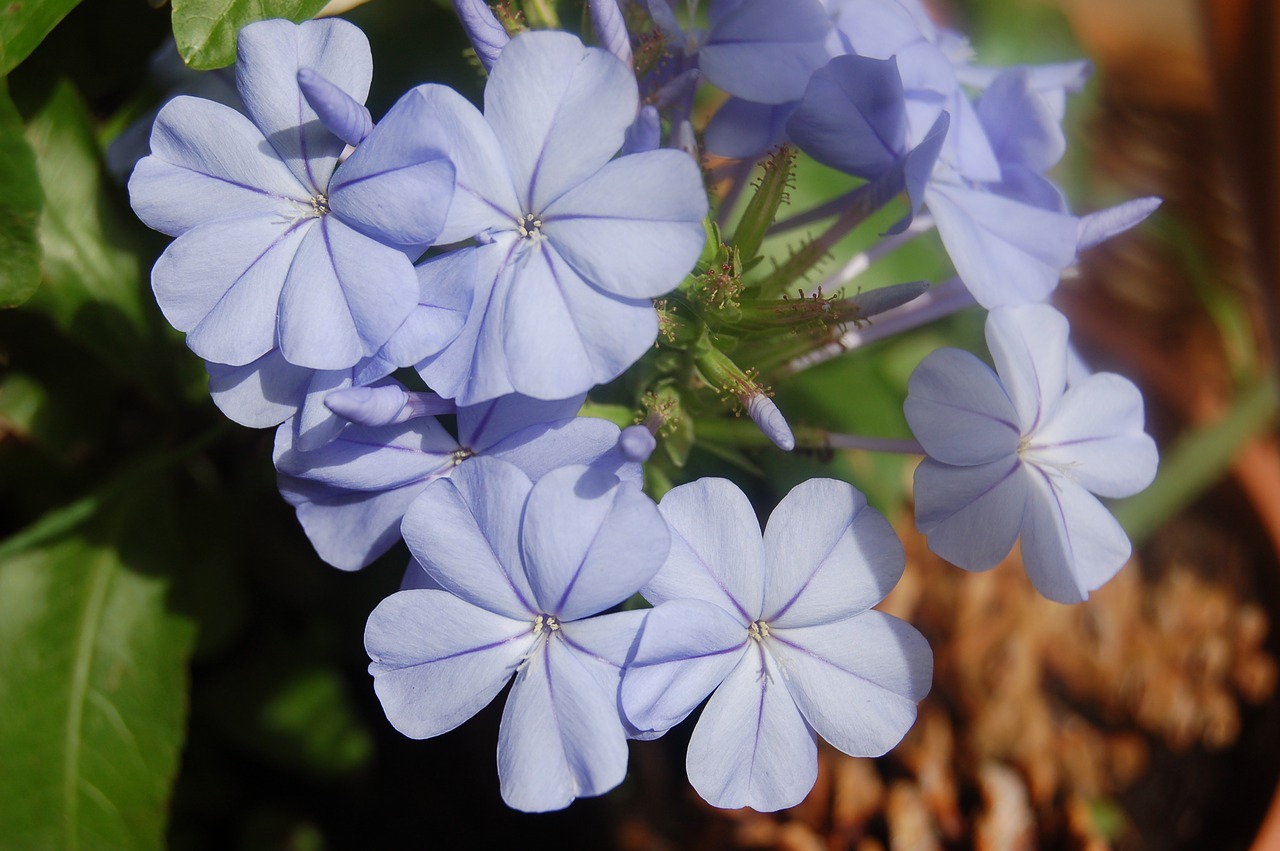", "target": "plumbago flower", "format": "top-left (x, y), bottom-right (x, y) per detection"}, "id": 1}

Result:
top-left (128, 18), bottom-right (456, 371)
top-left (365, 457), bottom-right (670, 811)
top-left (402, 30), bottom-right (709, 404)
top-left (904, 304), bottom-right (1158, 603)
top-left (273, 387), bottom-right (644, 570)
top-left (621, 478), bottom-right (932, 811)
